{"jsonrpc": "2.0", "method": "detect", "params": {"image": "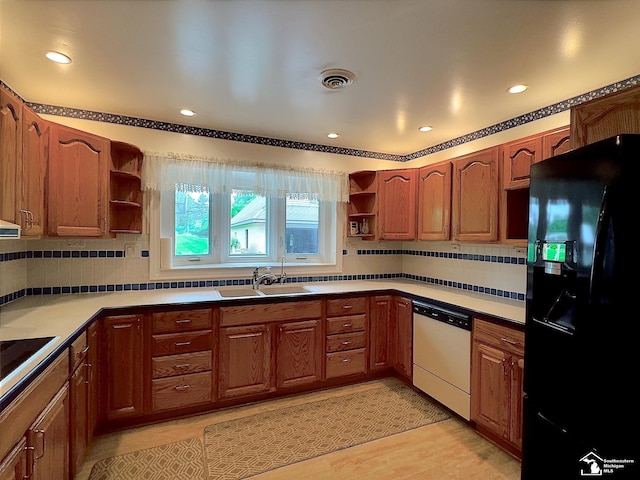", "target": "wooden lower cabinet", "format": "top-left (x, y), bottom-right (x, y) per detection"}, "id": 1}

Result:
top-left (325, 296), bottom-right (368, 378)
top-left (149, 308), bottom-right (214, 412)
top-left (277, 320), bottom-right (323, 388)
top-left (27, 385), bottom-right (70, 480)
top-left (69, 360), bottom-right (88, 478)
top-left (471, 318), bottom-right (525, 456)
top-left (103, 314), bottom-right (144, 420)
top-left (0, 438), bottom-right (27, 480)
top-left (219, 324), bottom-right (274, 399)
top-left (369, 295), bottom-right (391, 371)
top-left (392, 296), bottom-right (413, 379)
